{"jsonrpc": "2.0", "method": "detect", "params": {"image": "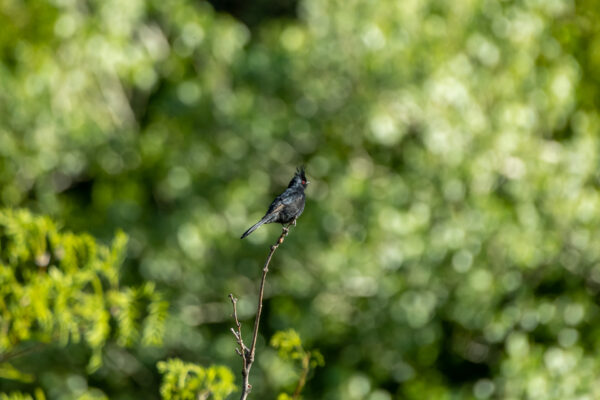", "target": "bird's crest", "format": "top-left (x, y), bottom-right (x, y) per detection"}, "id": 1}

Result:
top-left (296, 166), bottom-right (306, 178)
top-left (296, 166), bottom-right (308, 185)
top-left (288, 166), bottom-right (309, 188)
